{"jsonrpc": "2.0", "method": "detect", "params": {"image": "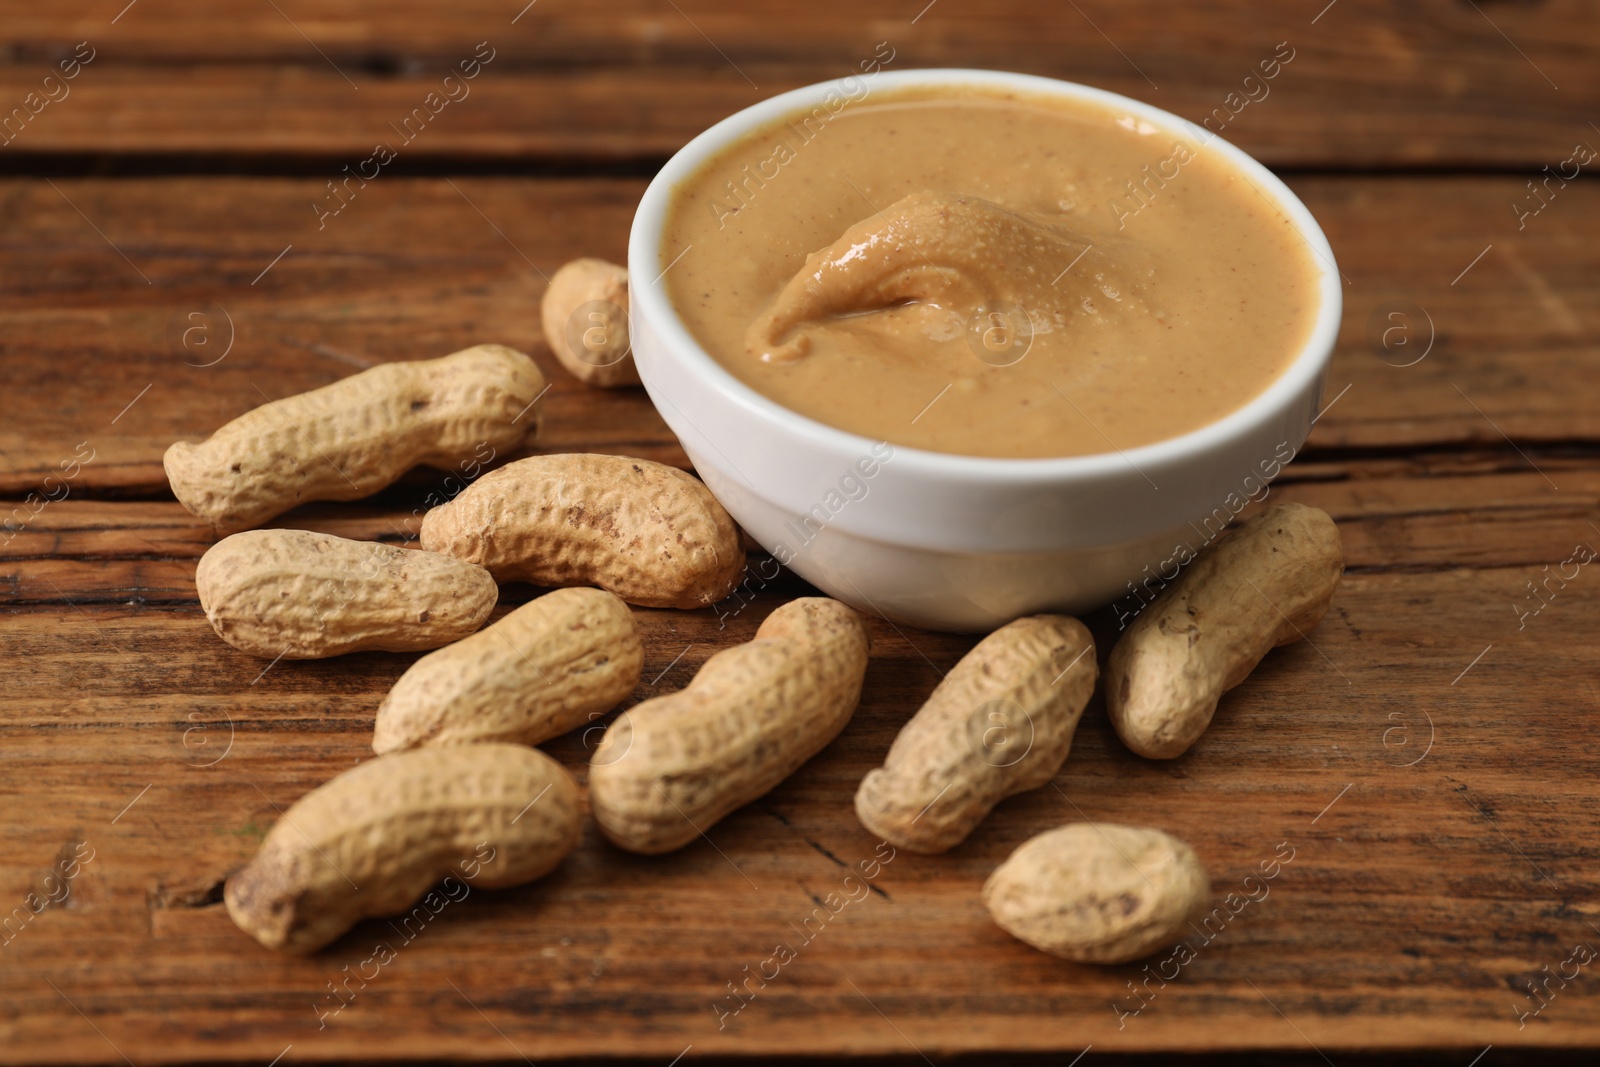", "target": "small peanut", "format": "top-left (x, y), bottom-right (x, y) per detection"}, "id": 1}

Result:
top-left (855, 615), bottom-right (1097, 853)
top-left (196, 529), bottom-right (497, 659)
top-left (541, 258), bottom-right (639, 387)
top-left (589, 598), bottom-right (869, 854)
top-left (373, 587), bottom-right (643, 753)
top-left (983, 823), bottom-right (1211, 964)
top-left (420, 453), bottom-right (745, 610)
top-left (165, 344), bottom-right (546, 534)
top-left (225, 744), bottom-right (581, 953)
top-left (1107, 503), bottom-right (1343, 759)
